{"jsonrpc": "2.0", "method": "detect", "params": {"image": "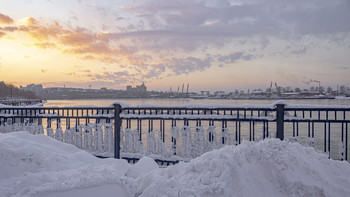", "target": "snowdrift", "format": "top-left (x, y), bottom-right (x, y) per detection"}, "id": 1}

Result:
top-left (129, 139), bottom-right (350, 197)
top-left (1, 131), bottom-right (350, 197)
top-left (0, 132), bottom-right (138, 197)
